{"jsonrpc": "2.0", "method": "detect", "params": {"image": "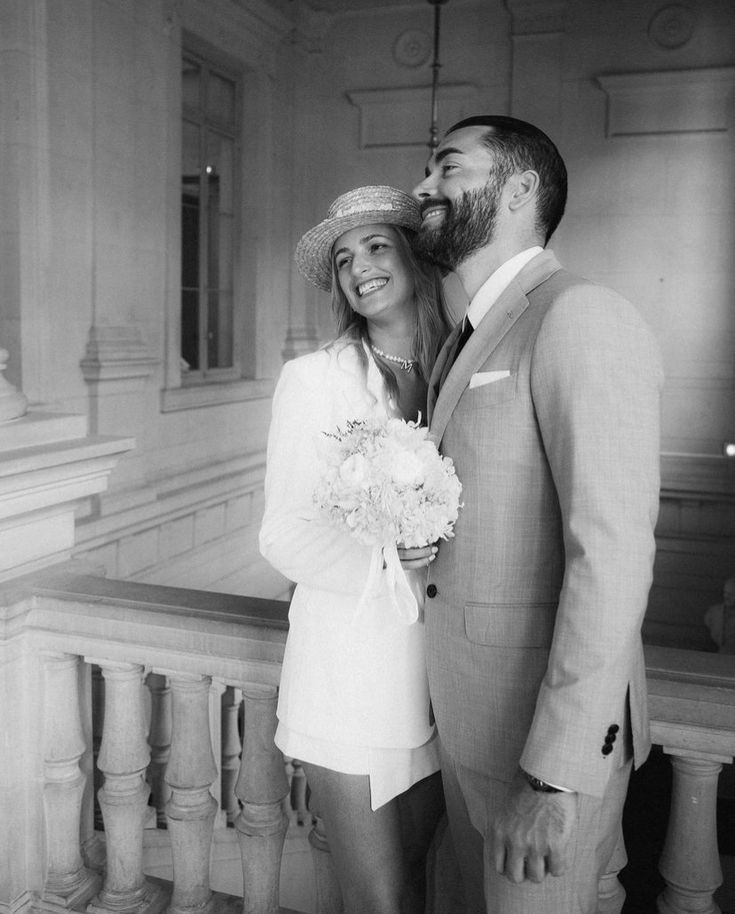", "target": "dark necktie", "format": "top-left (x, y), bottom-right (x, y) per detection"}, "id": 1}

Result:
top-left (452, 317), bottom-right (474, 365)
